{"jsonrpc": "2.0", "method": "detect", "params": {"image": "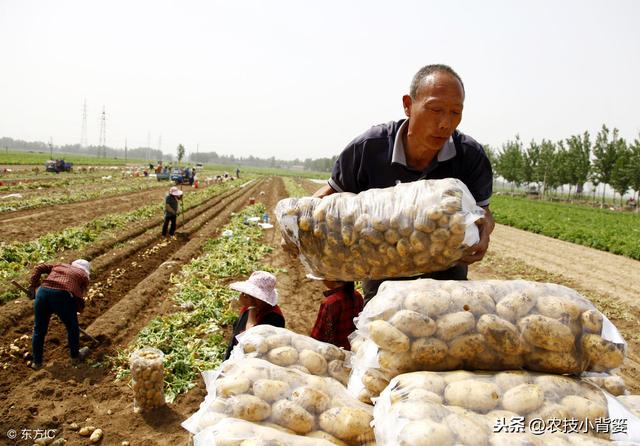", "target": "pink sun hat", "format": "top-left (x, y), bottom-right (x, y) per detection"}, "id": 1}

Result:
top-left (229, 271), bottom-right (278, 306)
top-left (169, 186), bottom-right (183, 197)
